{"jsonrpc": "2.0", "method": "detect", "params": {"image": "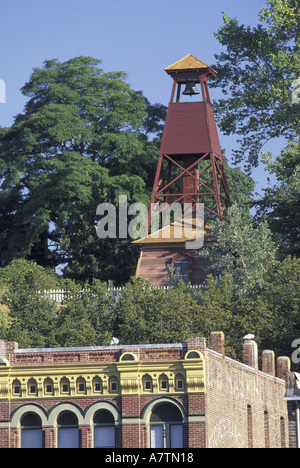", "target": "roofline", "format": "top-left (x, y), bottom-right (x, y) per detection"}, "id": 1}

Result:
top-left (14, 342), bottom-right (187, 354)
